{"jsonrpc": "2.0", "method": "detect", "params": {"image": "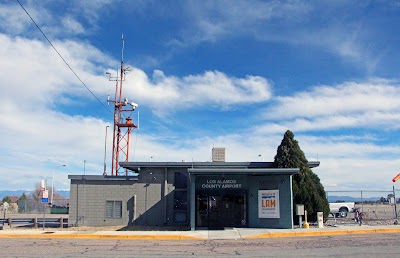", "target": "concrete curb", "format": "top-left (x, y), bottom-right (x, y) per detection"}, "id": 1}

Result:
top-left (245, 228), bottom-right (400, 239)
top-left (0, 233), bottom-right (207, 241)
top-left (1, 227), bottom-right (400, 240)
